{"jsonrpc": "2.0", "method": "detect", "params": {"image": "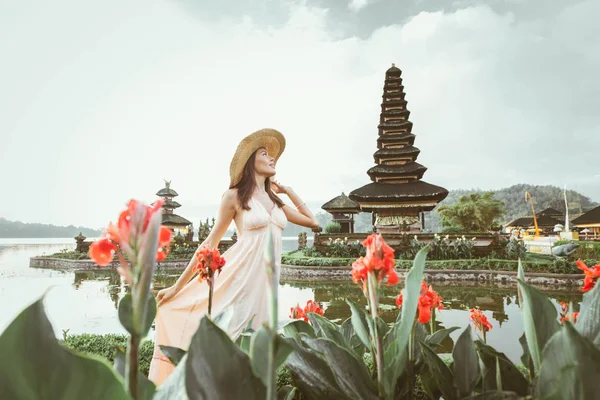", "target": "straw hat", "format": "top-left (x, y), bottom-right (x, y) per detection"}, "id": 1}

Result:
top-left (229, 128), bottom-right (286, 187)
